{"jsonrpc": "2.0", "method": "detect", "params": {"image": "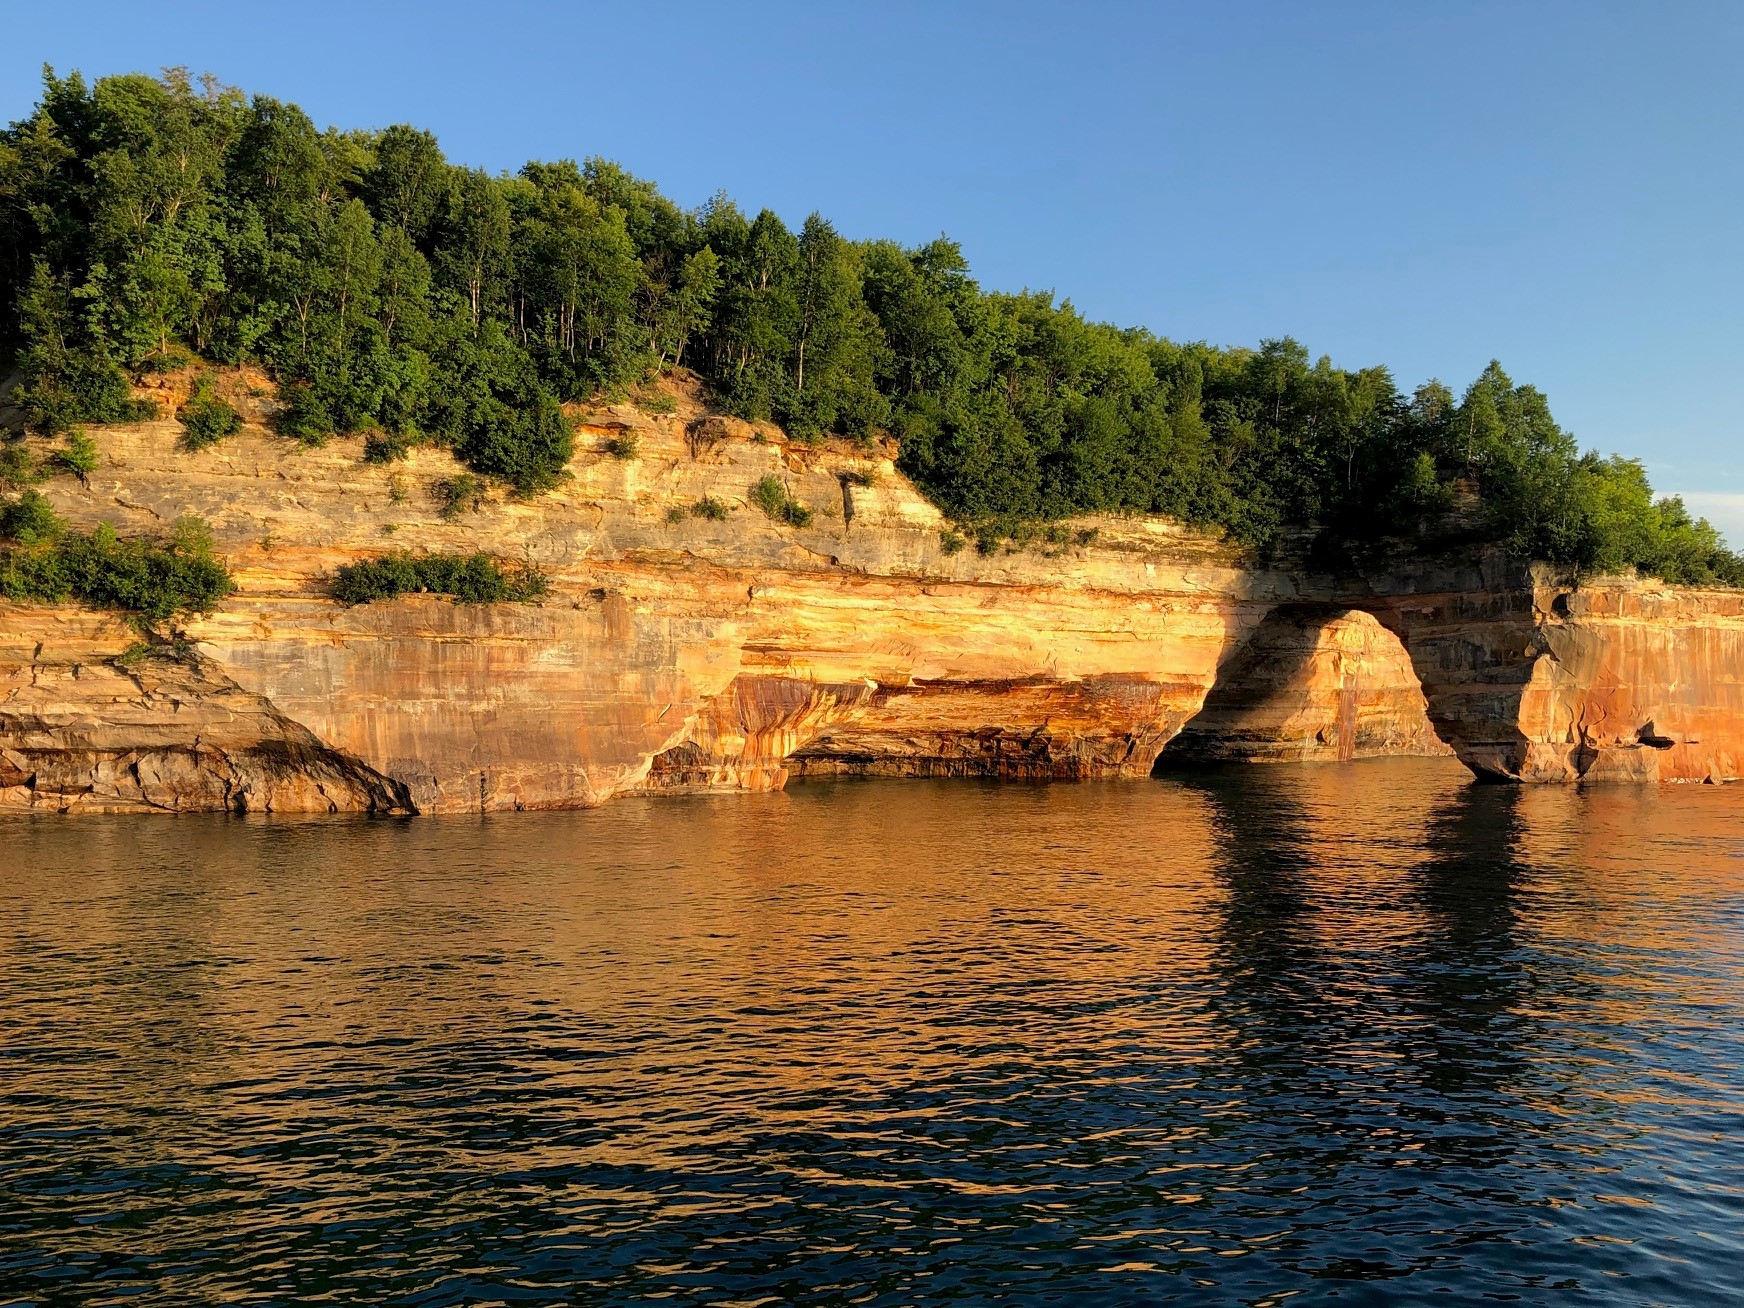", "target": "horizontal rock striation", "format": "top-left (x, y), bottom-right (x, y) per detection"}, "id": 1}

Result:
top-left (1, 379), bottom-right (1738, 811)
